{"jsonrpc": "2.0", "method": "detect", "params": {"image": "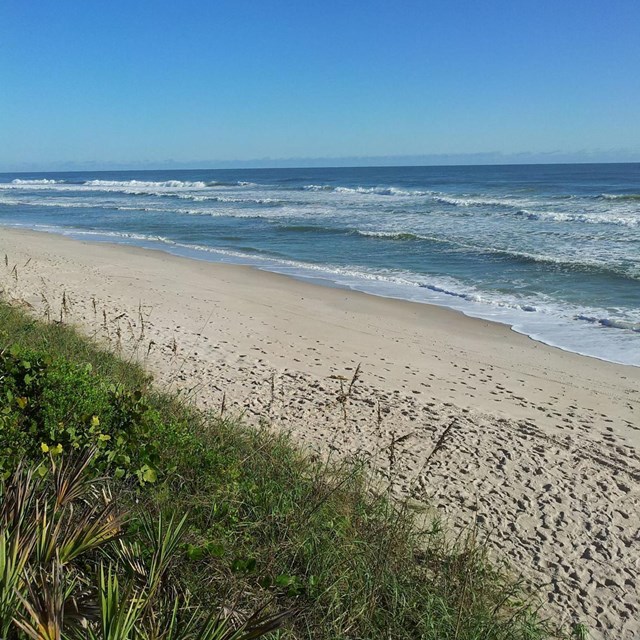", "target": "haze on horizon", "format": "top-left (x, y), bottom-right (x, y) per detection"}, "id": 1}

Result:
top-left (1, 0), bottom-right (639, 171)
